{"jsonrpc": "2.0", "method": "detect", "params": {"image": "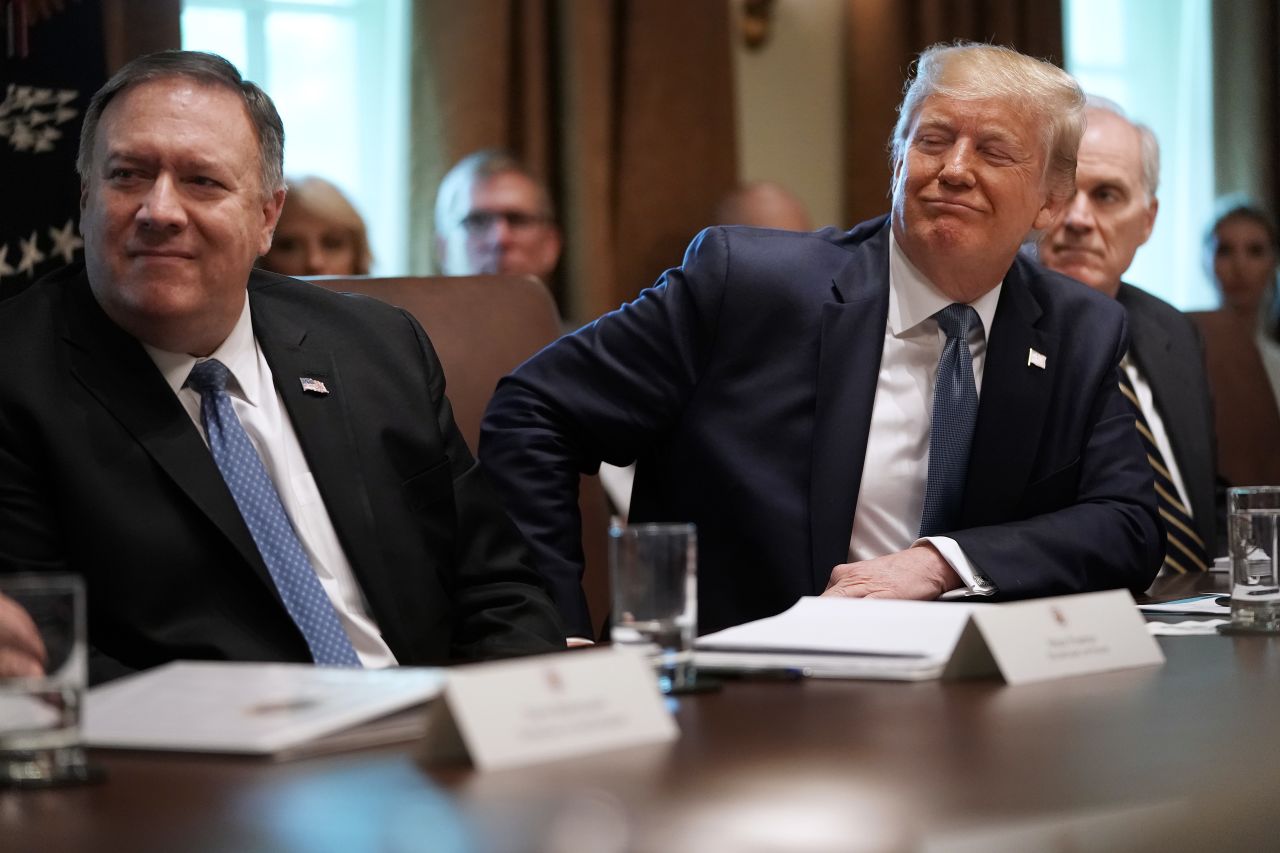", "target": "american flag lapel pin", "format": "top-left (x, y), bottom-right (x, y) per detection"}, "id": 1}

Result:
top-left (1027, 348), bottom-right (1047, 369)
top-left (299, 377), bottom-right (330, 396)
